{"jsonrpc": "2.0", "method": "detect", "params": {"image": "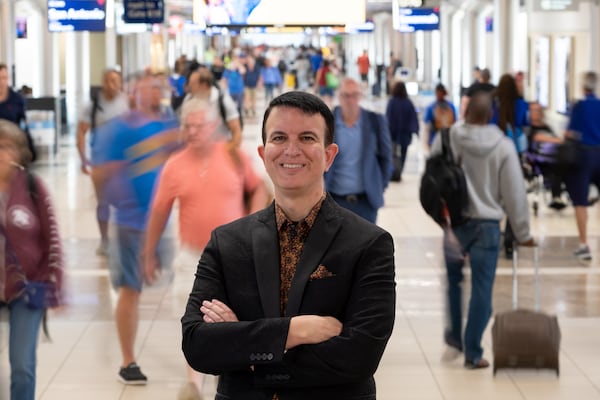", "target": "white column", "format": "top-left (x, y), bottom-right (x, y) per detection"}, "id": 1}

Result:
top-left (461, 9), bottom-right (474, 87)
top-left (0, 0), bottom-right (16, 75)
top-left (65, 32), bottom-right (90, 127)
top-left (590, 1), bottom-right (600, 72)
top-left (493, 0), bottom-right (518, 80)
top-left (41, 11), bottom-right (60, 96)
